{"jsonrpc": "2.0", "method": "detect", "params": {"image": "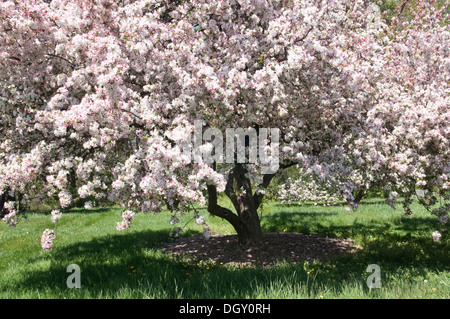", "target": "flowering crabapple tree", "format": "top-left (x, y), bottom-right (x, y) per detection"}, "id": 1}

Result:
top-left (0, 0), bottom-right (448, 247)
top-left (278, 0), bottom-right (449, 233)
